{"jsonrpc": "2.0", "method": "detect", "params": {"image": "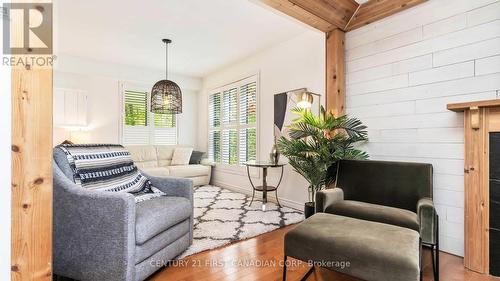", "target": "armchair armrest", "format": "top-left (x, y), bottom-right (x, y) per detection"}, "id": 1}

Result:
top-left (201, 158), bottom-right (216, 166)
top-left (141, 171), bottom-right (193, 202)
top-left (53, 162), bottom-right (136, 281)
top-left (417, 197), bottom-right (438, 245)
top-left (315, 188), bottom-right (344, 213)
